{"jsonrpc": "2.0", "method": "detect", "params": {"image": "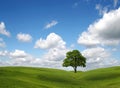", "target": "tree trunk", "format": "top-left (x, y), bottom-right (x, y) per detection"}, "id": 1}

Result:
top-left (74, 57), bottom-right (77, 73)
top-left (74, 67), bottom-right (77, 73)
